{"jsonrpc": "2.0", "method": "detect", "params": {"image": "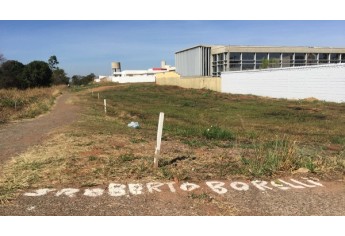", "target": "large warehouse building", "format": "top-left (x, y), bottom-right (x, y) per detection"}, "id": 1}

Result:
top-left (175, 45), bottom-right (345, 76)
